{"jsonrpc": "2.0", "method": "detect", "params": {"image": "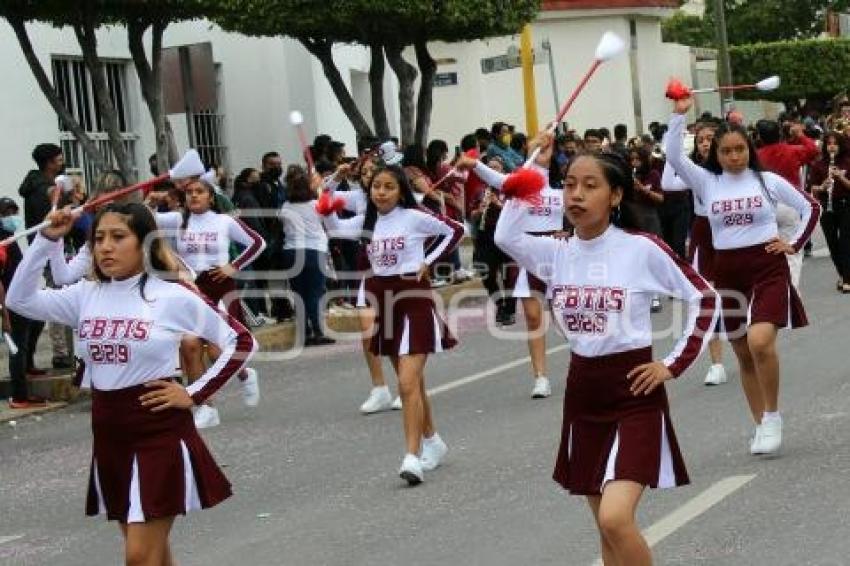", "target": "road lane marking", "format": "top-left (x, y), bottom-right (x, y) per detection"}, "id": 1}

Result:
top-left (427, 344), bottom-right (570, 397)
top-left (0, 535), bottom-right (24, 546)
top-left (591, 474), bottom-right (756, 565)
